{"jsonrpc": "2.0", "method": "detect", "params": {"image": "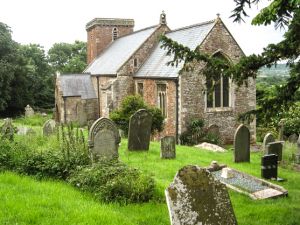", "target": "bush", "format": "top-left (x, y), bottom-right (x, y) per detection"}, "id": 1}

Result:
top-left (179, 118), bottom-right (221, 145)
top-left (110, 95), bottom-right (164, 136)
top-left (68, 160), bottom-right (155, 204)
